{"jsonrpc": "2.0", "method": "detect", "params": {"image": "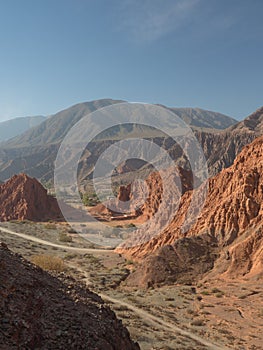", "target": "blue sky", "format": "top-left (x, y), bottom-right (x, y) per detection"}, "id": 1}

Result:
top-left (0, 0), bottom-right (262, 121)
